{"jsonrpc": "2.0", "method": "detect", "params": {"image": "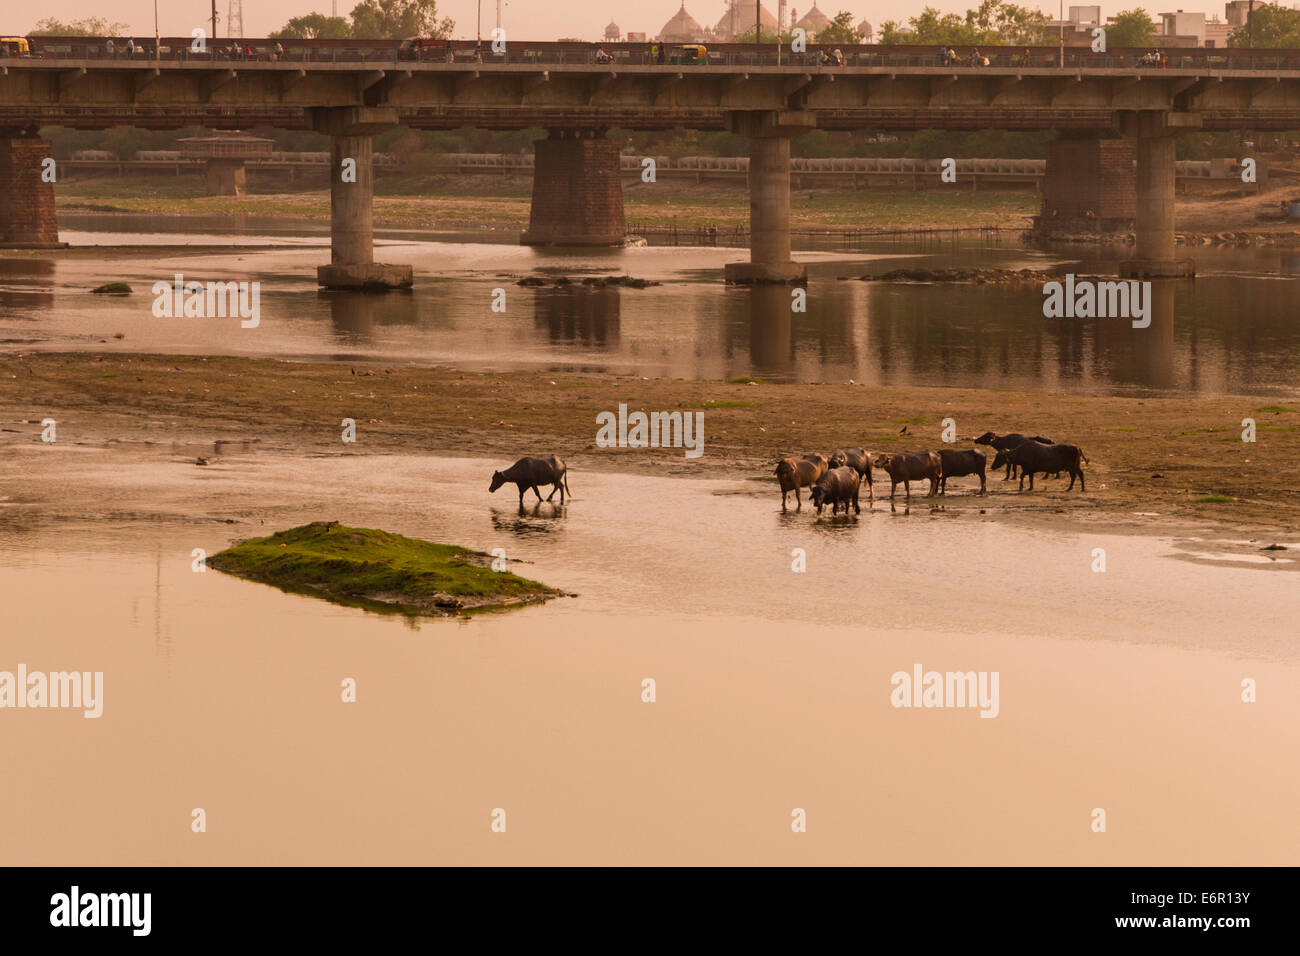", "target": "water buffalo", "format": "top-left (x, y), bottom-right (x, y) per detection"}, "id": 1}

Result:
top-left (810, 466), bottom-right (862, 516)
top-left (775, 457), bottom-right (823, 511)
top-left (801, 453), bottom-right (830, 480)
top-left (990, 442), bottom-right (1088, 492)
top-left (489, 455), bottom-right (571, 505)
top-left (973, 432), bottom-right (1054, 479)
top-left (828, 447), bottom-right (874, 499)
top-left (875, 451), bottom-right (942, 501)
top-left (937, 448), bottom-right (987, 495)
